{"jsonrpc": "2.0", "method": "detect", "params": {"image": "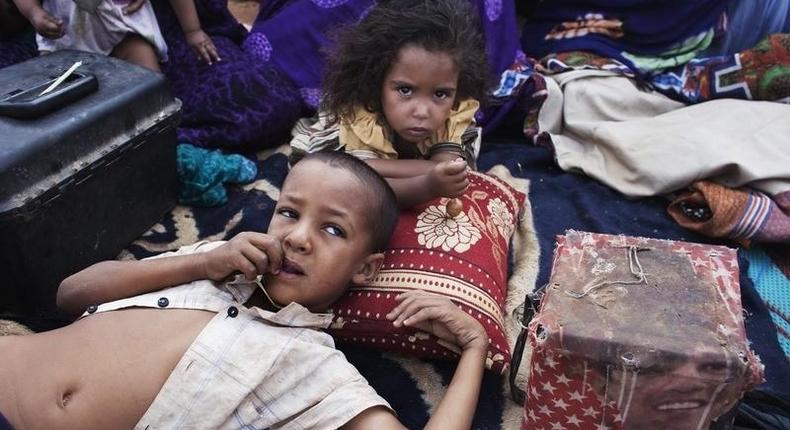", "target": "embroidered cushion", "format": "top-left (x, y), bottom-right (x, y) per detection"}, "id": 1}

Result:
top-left (328, 171), bottom-right (526, 374)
